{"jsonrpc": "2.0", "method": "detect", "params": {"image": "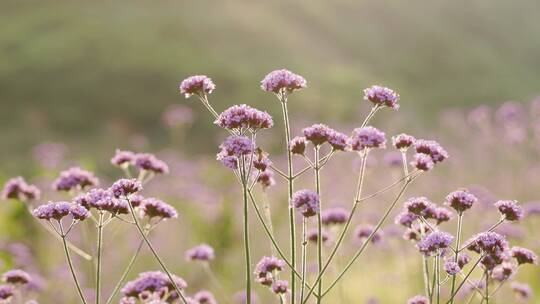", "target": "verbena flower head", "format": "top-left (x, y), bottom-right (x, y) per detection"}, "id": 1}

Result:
top-left (307, 228), bottom-right (331, 245)
top-left (445, 189), bottom-right (477, 213)
top-left (458, 253), bottom-right (471, 268)
top-left (141, 198), bottom-right (178, 219)
top-left (1, 269), bottom-right (31, 285)
top-left (410, 153), bottom-right (434, 171)
top-left (194, 290), bottom-right (217, 304)
top-left (321, 207), bottom-right (349, 225)
top-left (32, 201), bottom-right (71, 221)
top-left (327, 130), bottom-right (350, 151)
top-left (111, 149), bottom-right (136, 167)
top-left (121, 271), bottom-right (187, 300)
top-left (289, 136), bottom-right (307, 155)
top-left (395, 211), bottom-right (418, 228)
top-left (253, 153), bottom-right (272, 171)
top-left (302, 124), bottom-right (332, 146)
top-left (254, 256), bottom-right (285, 286)
top-left (511, 282), bottom-right (532, 300)
top-left (0, 285), bottom-right (14, 300)
top-left (466, 232), bottom-right (508, 256)
top-left (179, 75), bottom-right (215, 98)
top-left (491, 263), bottom-right (515, 281)
top-left (434, 207), bottom-right (453, 225)
top-left (510, 246), bottom-right (538, 265)
top-left (215, 104), bottom-right (273, 131)
top-left (417, 231), bottom-right (454, 256)
top-left (350, 126), bottom-right (386, 151)
top-left (291, 189), bottom-right (320, 217)
top-left (355, 224), bottom-right (383, 244)
top-left (444, 261), bottom-right (461, 275)
top-left (414, 139), bottom-right (448, 164)
top-left (406, 295), bottom-right (429, 304)
top-left (260, 69), bottom-right (307, 94)
top-left (52, 167), bottom-right (99, 191)
top-left (392, 133), bottom-right (415, 150)
top-left (75, 188), bottom-right (128, 215)
top-left (109, 179), bottom-right (142, 198)
top-left (70, 204), bottom-right (91, 221)
top-left (404, 197), bottom-right (433, 216)
top-left (134, 153), bottom-right (169, 174)
top-left (1, 176), bottom-right (41, 201)
top-left (216, 153), bottom-right (238, 170)
top-left (271, 280), bottom-right (289, 295)
top-left (257, 171), bottom-right (275, 190)
top-left (219, 136), bottom-right (255, 157)
top-left (185, 244), bottom-right (215, 262)
top-left (363, 85), bottom-right (400, 110)
top-left (494, 200), bottom-right (524, 221)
